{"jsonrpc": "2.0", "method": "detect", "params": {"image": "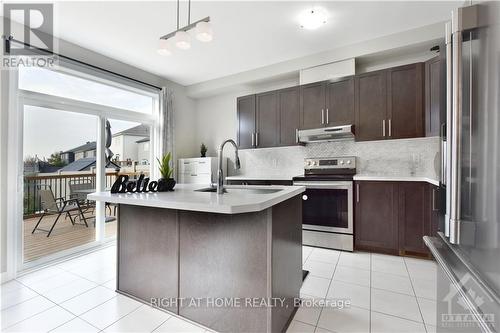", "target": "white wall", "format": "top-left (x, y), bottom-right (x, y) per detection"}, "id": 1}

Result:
top-left (194, 78), bottom-right (300, 158)
top-left (171, 83), bottom-right (197, 159)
